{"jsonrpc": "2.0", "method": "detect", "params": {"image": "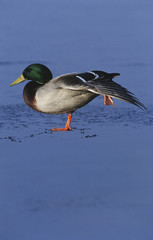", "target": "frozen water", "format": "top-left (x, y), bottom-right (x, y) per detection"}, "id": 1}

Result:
top-left (0, 0), bottom-right (153, 239)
